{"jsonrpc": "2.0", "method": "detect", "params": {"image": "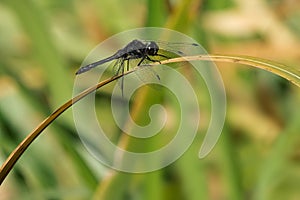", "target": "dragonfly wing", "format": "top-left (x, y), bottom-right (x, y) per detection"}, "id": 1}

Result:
top-left (135, 64), bottom-right (161, 87)
top-left (111, 58), bottom-right (127, 97)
